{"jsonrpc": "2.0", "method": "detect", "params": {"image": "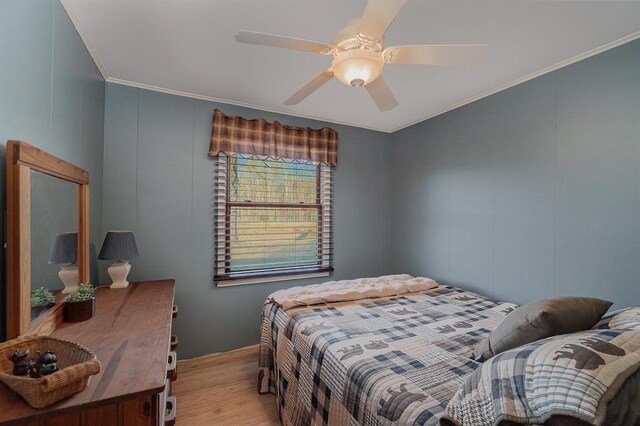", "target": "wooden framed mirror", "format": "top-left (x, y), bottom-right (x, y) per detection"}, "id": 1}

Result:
top-left (5, 140), bottom-right (90, 339)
